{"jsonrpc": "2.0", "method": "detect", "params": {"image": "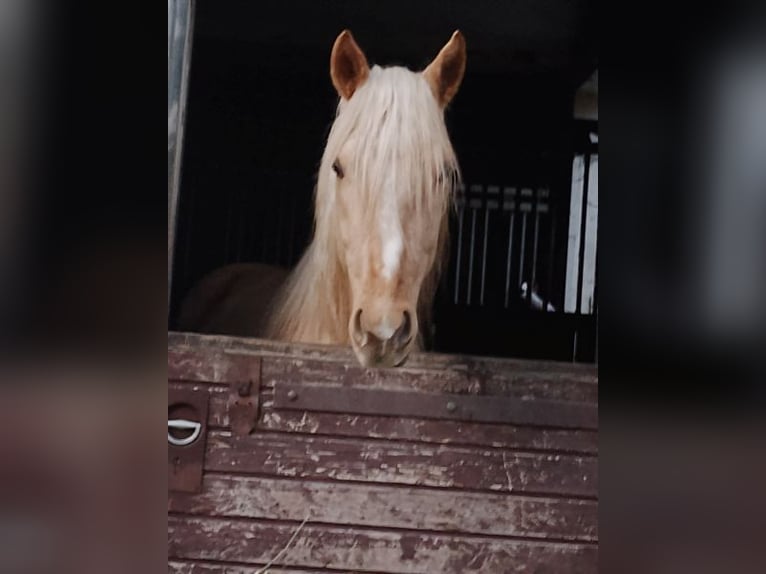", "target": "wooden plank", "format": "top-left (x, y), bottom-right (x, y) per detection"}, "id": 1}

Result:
top-left (168, 515), bottom-right (598, 573)
top-left (169, 562), bottom-right (333, 574)
top-left (168, 336), bottom-right (597, 404)
top-left (167, 334), bottom-right (599, 573)
top-left (273, 383), bottom-right (597, 430)
top-left (167, 347), bottom-right (597, 405)
top-left (204, 431), bottom-right (597, 498)
top-left (169, 347), bottom-right (260, 385)
top-left (169, 562), bottom-right (341, 574)
top-left (168, 381), bottom-right (598, 454)
top-left (259, 410), bottom-right (598, 455)
top-left (169, 475), bottom-right (598, 541)
top-left (168, 331), bottom-right (598, 381)
top-left (263, 356), bottom-right (598, 403)
top-left (167, 343), bottom-right (597, 404)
